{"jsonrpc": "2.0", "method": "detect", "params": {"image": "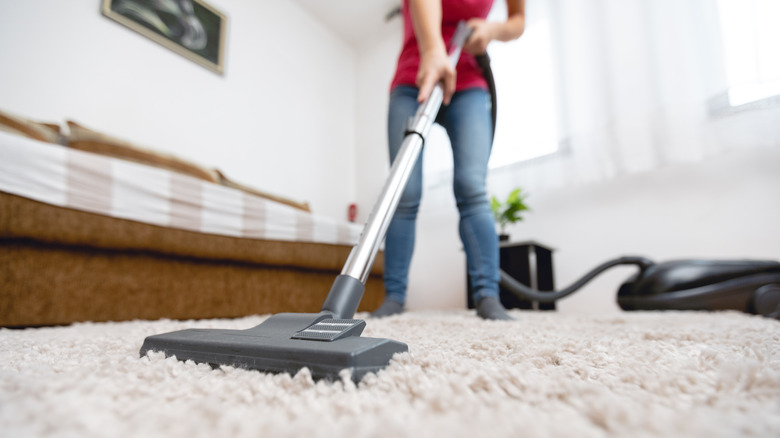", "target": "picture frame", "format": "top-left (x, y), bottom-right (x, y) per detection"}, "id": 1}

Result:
top-left (101, 0), bottom-right (227, 75)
